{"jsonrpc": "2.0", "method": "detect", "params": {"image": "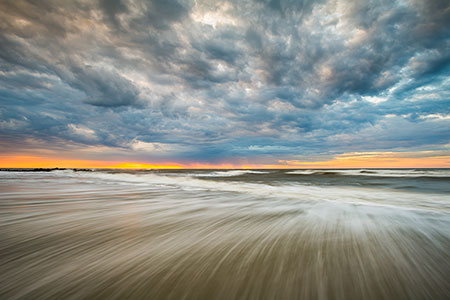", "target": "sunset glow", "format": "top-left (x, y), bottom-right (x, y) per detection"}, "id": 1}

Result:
top-left (2, 151), bottom-right (449, 169)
